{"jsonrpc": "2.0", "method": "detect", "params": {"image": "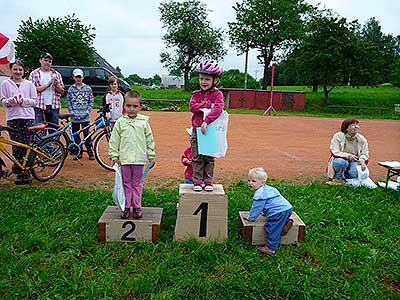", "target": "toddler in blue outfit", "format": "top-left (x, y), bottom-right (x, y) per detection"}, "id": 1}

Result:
top-left (245, 167), bottom-right (293, 256)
